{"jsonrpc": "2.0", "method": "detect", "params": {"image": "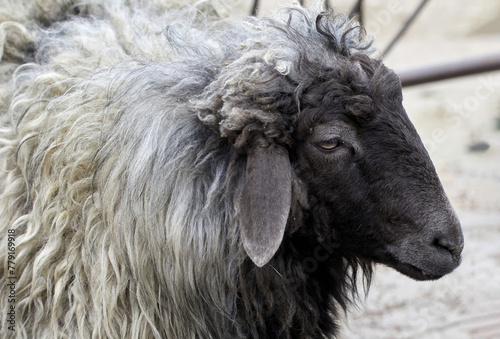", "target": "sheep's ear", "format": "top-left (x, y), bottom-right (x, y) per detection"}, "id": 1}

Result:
top-left (241, 145), bottom-right (292, 267)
